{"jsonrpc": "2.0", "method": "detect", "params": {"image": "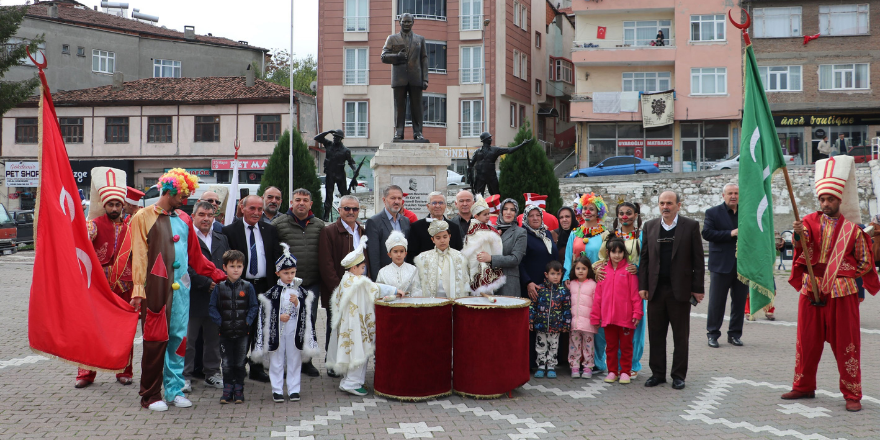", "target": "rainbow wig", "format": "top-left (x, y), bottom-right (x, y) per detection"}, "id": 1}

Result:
top-left (574, 192), bottom-right (607, 222)
top-left (158, 168), bottom-right (199, 197)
